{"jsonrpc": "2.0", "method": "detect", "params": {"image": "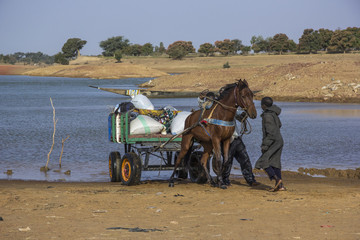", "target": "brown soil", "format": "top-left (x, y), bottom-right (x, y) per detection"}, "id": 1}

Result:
top-left (1, 173), bottom-right (359, 239)
top-left (0, 65), bottom-right (38, 75)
